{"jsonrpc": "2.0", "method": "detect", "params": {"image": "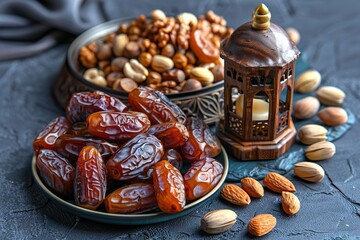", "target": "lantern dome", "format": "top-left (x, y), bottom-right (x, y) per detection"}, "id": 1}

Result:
top-left (220, 22), bottom-right (300, 68)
